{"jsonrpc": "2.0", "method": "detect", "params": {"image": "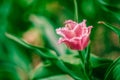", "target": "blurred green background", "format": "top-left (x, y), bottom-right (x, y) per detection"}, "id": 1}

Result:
top-left (0, 0), bottom-right (120, 79)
